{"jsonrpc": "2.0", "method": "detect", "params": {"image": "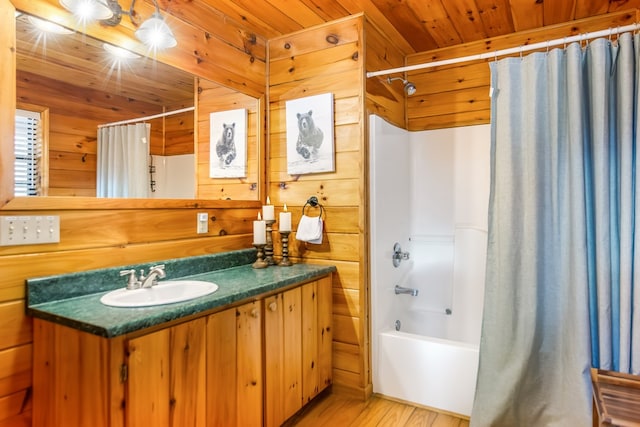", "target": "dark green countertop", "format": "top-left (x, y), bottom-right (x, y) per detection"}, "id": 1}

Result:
top-left (26, 249), bottom-right (336, 338)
